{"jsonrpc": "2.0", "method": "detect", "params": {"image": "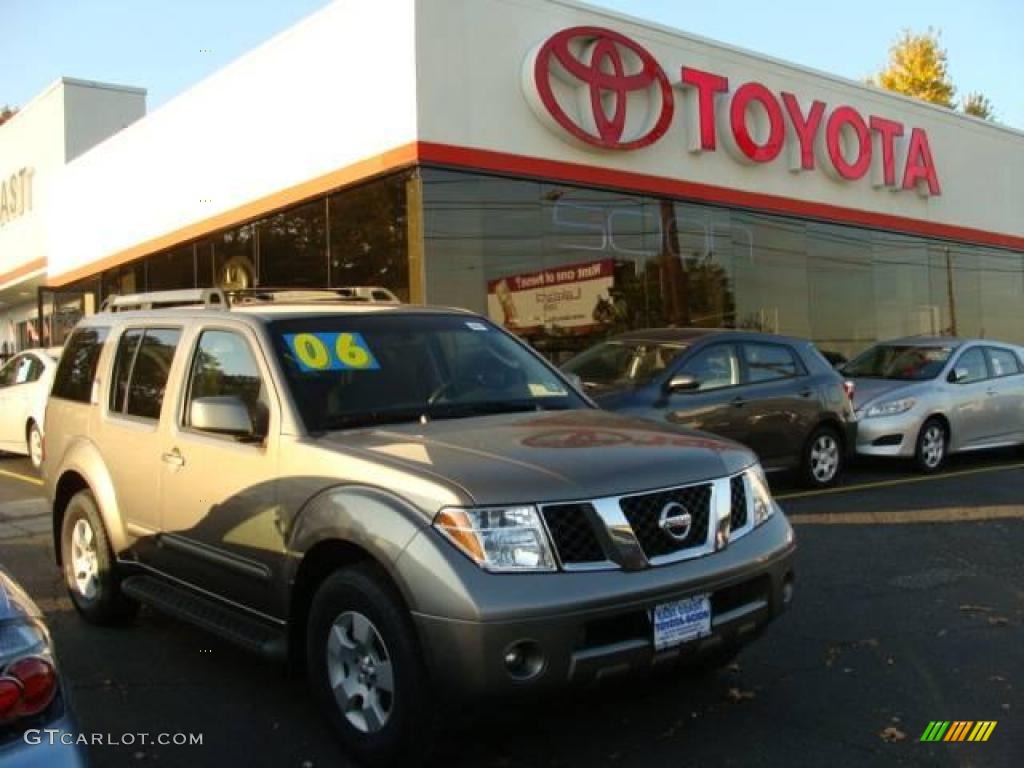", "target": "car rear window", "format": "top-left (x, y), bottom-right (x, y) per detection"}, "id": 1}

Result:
top-left (52, 327), bottom-right (110, 403)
